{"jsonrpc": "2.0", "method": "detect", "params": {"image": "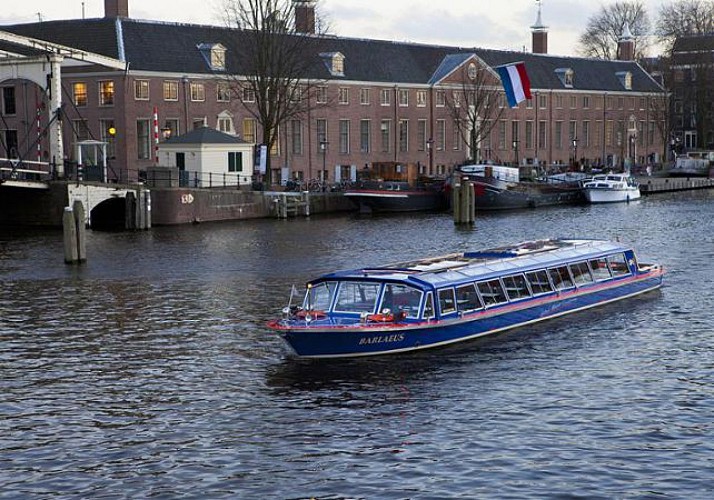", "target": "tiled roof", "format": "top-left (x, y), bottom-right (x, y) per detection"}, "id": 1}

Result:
top-left (164, 127), bottom-right (249, 145)
top-left (1, 18), bottom-right (664, 93)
